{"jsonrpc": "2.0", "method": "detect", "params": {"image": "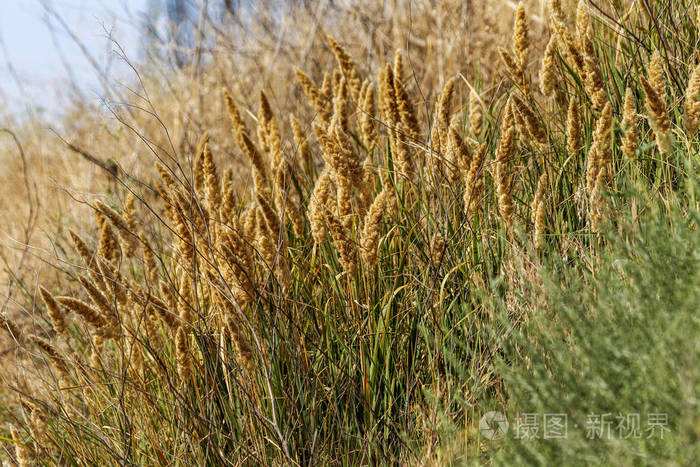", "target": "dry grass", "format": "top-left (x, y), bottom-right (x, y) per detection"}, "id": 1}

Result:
top-left (1, 0), bottom-right (699, 464)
